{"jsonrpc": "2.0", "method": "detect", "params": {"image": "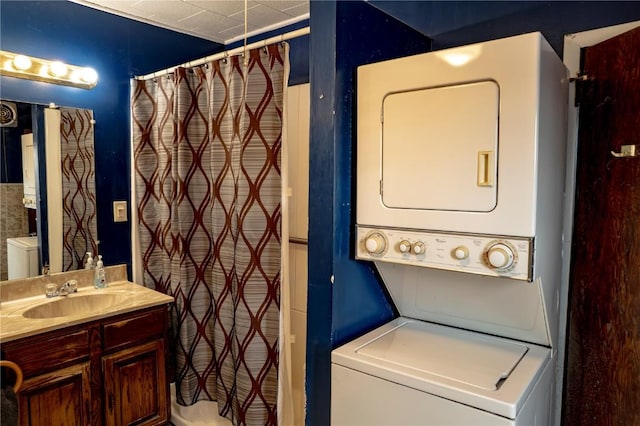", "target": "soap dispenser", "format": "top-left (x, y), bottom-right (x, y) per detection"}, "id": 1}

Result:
top-left (94, 255), bottom-right (107, 288)
top-left (85, 252), bottom-right (94, 269)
